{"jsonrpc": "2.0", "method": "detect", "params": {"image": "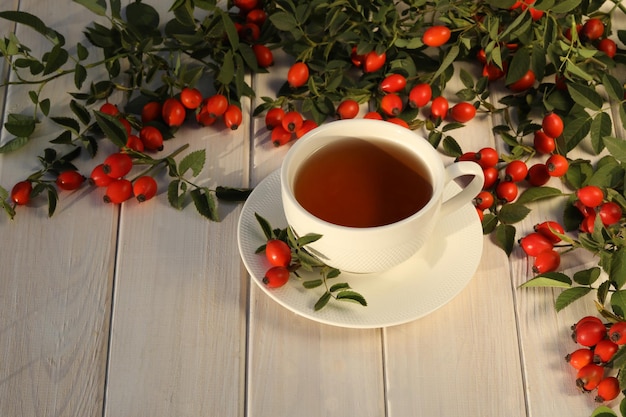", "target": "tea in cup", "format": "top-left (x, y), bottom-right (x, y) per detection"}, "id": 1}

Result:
top-left (280, 119), bottom-right (484, 273)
